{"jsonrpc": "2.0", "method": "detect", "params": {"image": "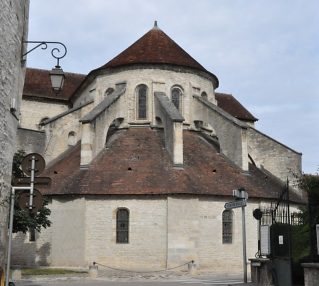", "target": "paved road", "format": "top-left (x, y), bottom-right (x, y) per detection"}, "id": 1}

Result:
top-left (14, 277), bottom-right (252, 286)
